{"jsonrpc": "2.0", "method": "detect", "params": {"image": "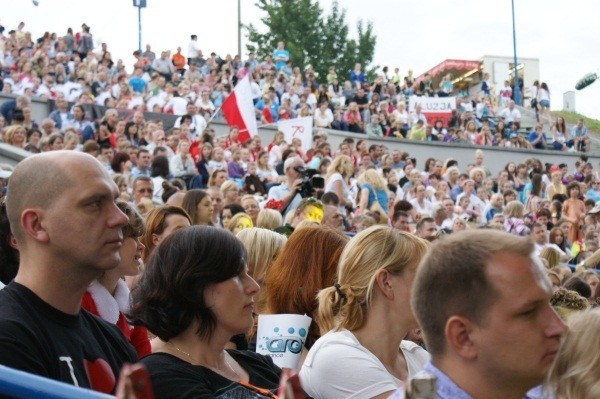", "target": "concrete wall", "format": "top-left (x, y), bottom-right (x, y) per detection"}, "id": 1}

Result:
top-left (211, 123), bottom-right (599, 174)
top-left (1, 94), bottom-right (597, 175)
top-left (0, 94), bottom-right (51, 125)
